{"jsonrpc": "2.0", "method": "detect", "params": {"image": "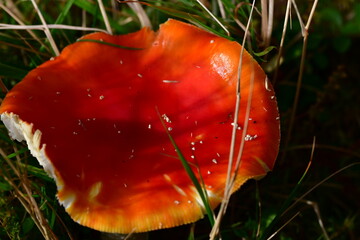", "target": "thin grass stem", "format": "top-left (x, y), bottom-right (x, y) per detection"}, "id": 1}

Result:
top-left (284, 162), bottom-right (360, 220)
top-left (217, 0), bottom-right (226, 19)
top-left (125, 1), bottom-right (152, 28)
top-left (30, 0), bottom-right (60, 56)
top-left (0, 2), bottom-right (50, 52)
top-left (304, 200), bottom-right (330, 240)
top-left (196, 0), bottom-right (230, 36)
top-left (281, 0), bottom-right (318, 163)
top-left (284, 144), bottom-right (360, 159)
top-left (306, 0), bottom-right (319, 29)
top-left (76, 39), bottom-right (144, 50)
top-left (97, 0), bottom-right (113, 34)
top-left (267, 211), bottom-right (300, 240)
top-left (291, 0), bottom-right (306, 36)
top-left (261, 0), bottom-right (268, 45)
top-left (0, 148), bottom-right (57, 240)
top-left (156, 107), bottom-right (215, 226)
top-left (233, 3), bottom-right (251, 35)
top-left (267, 162), bottom-right (360, 240)
top-left (210, 1), bottom-right (256, 239)
top-left (259, 137), bottom-right (315, 239)
top-left (0, 23), bottom-right (109, 33)
top-left (272, 0), bottom-right (291, 85)
top-left (255, 182), bottom-right (262, 238)
top-left (267, 0), bottom-right (274, 45)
